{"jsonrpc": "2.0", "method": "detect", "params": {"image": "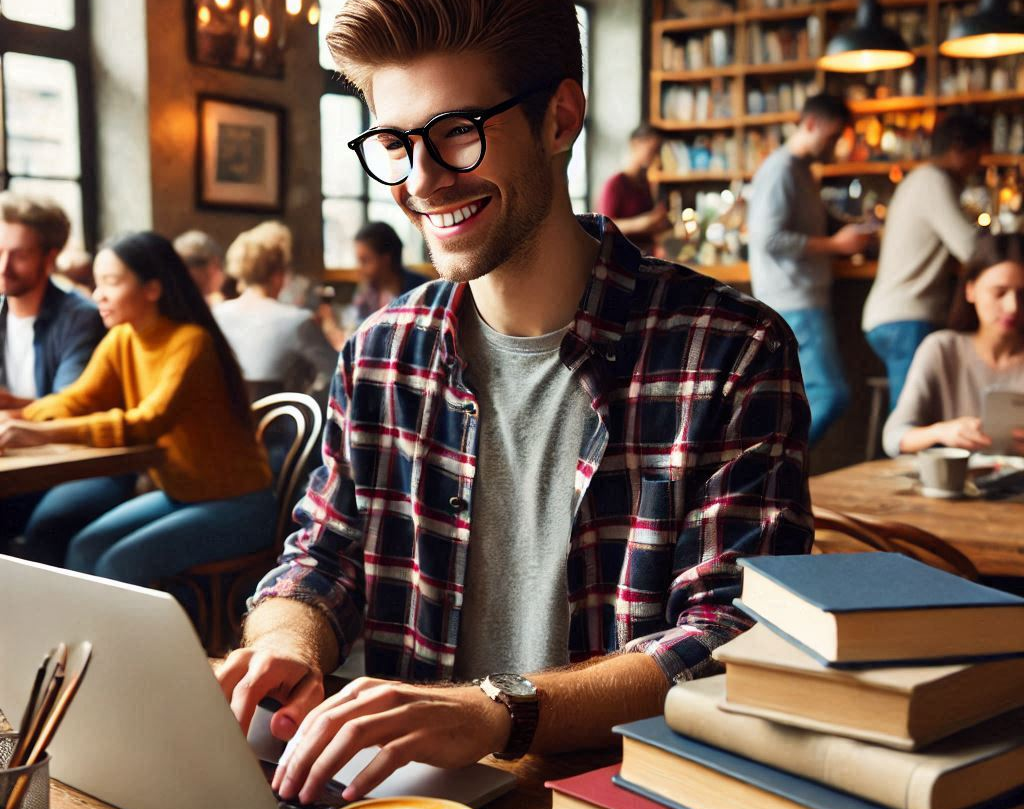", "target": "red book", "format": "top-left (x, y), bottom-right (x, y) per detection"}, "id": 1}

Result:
top-left (546, 764), bottom-right (666, 809)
